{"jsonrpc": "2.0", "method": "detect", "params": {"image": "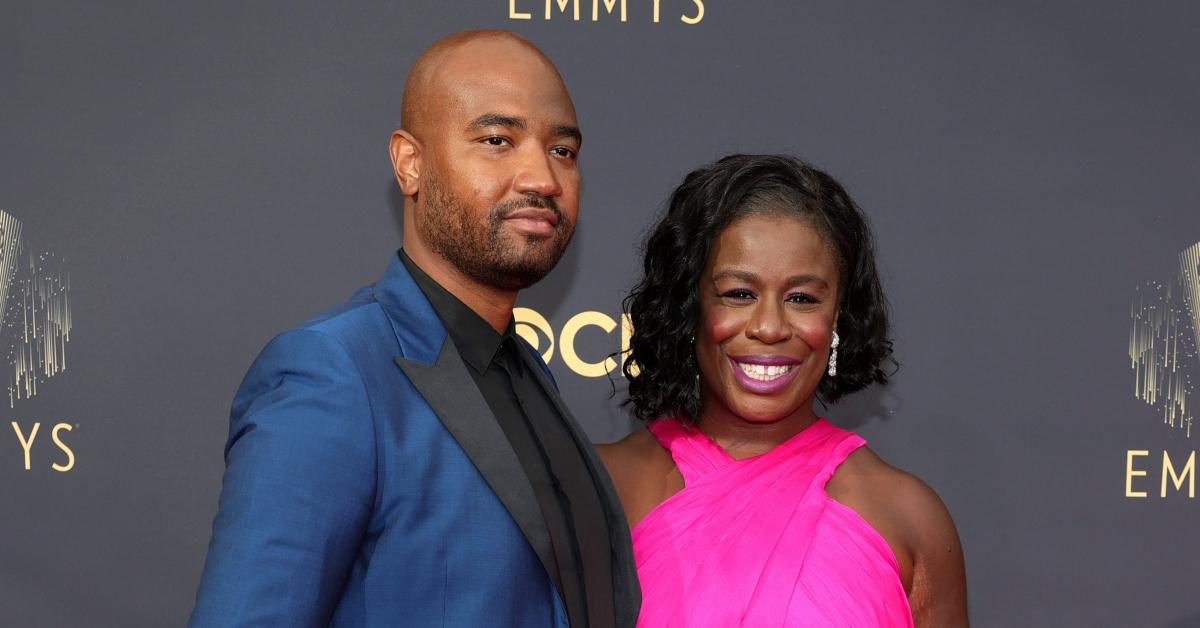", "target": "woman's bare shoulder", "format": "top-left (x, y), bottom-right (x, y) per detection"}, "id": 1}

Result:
top-left (596, 422), bottom-right (682, 528)
top-left (835, 446), bottom-right (941, 514)
top-left (832, 445), bottom-right (969, 627)
top-left (596, 425), bottom-right (662, 467)
top-left (597, 425), bottom-right (676, 490)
